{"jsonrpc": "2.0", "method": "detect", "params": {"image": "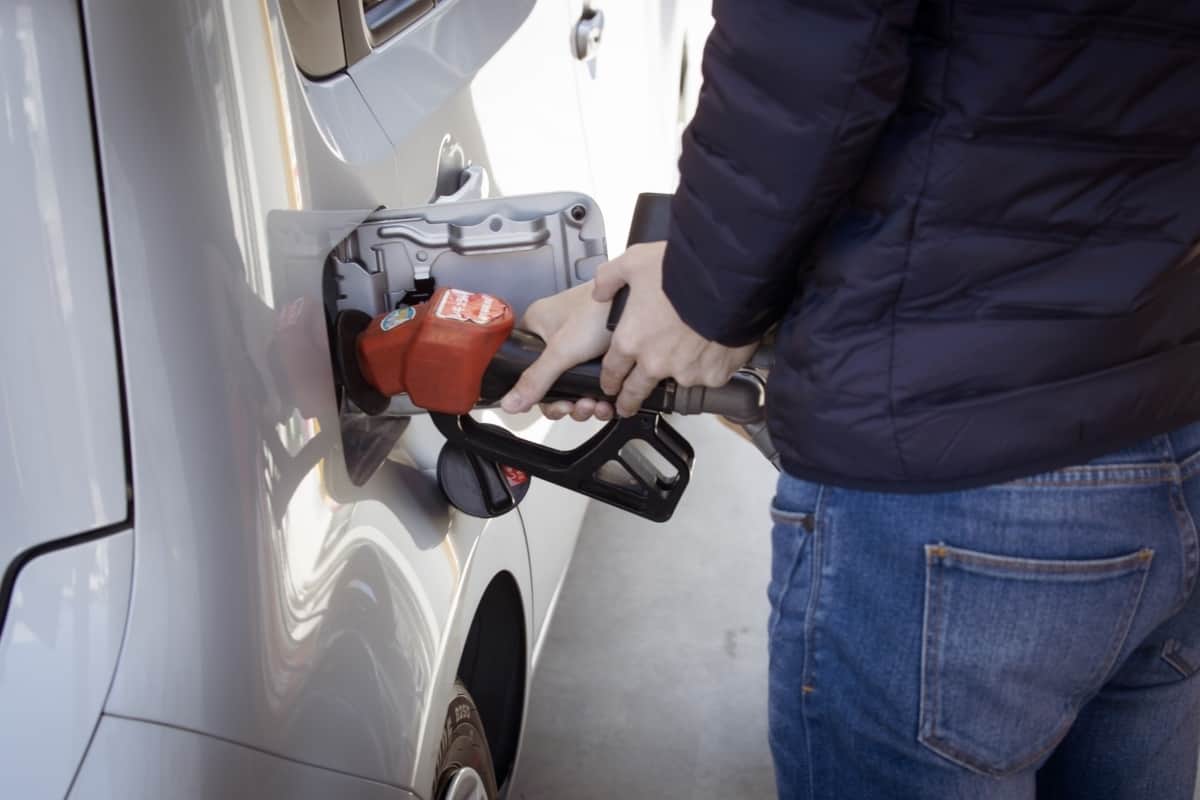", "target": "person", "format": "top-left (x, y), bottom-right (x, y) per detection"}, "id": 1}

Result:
top-left (499, 1), bottom-right (1200, 797)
